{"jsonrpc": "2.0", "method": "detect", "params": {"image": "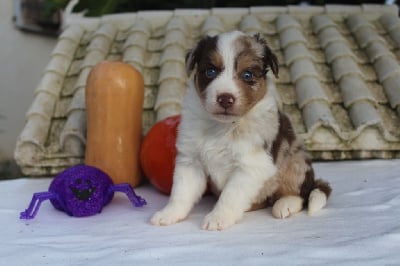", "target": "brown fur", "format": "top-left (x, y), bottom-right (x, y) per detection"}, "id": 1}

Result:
top-left (186, 33), bottom-right (280, 118)
top-left (231, 36), bottom-right (271, 116)
top-left (187, 35), bottom-right (222, 96)
top-left (271, 113), bottom-right (297, 163)
top-left (264, 113), bottom-right (331, 210)
top-left (187, 32), bottom-right (330, 213)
